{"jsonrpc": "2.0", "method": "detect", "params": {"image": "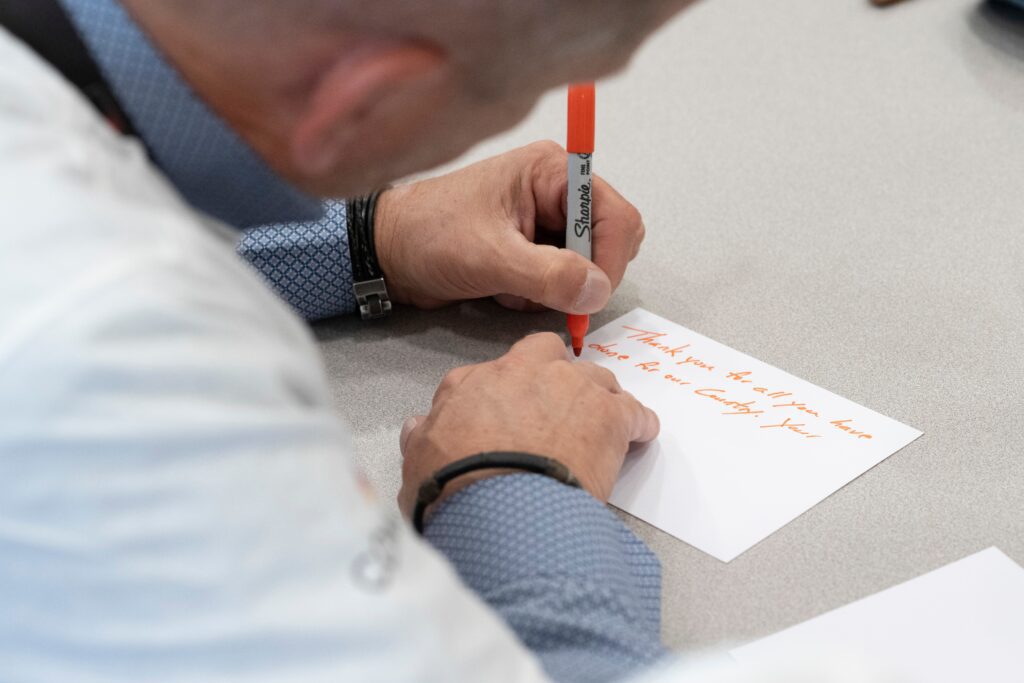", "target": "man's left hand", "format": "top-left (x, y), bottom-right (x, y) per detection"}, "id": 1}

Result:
top-left (373, 141), bottom-right (645, 313)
